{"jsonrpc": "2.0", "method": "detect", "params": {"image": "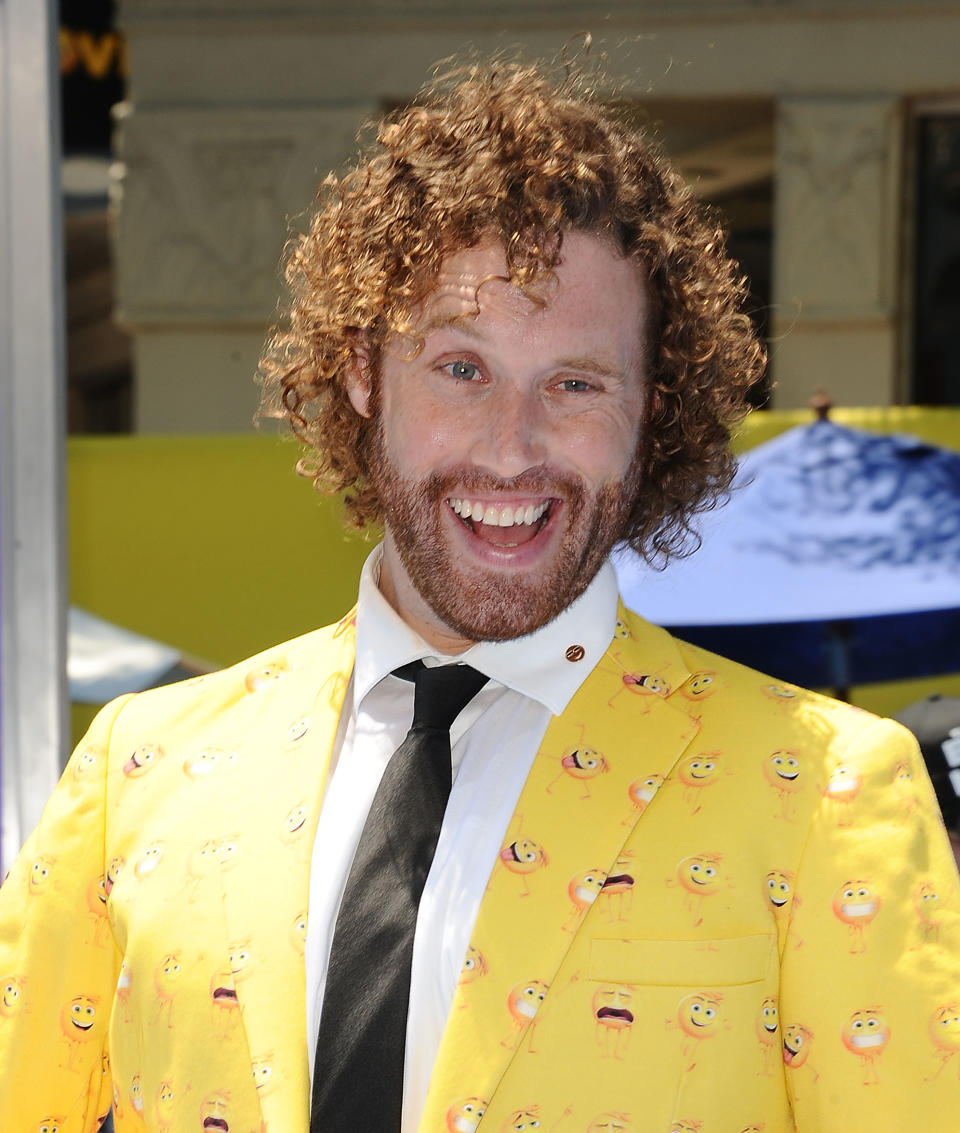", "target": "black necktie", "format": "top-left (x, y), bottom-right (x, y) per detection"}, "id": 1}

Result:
top-left (310, 660), bottom-right (489, 1132)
